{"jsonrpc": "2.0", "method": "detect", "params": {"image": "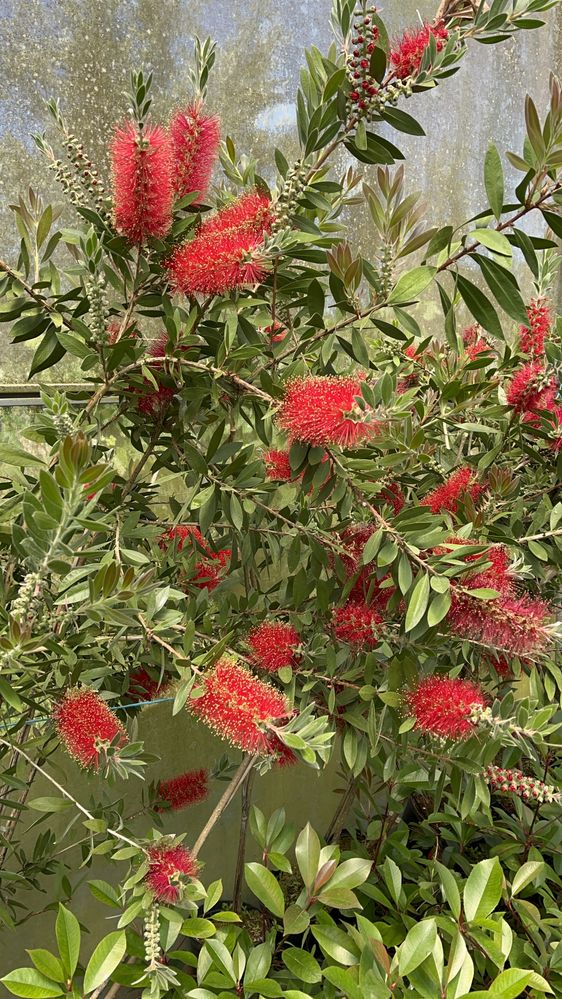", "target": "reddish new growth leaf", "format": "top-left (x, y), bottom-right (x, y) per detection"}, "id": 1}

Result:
top-left (262, 321), bottom-right (287, 343)
top-left (54, 688), bottom-right (127, 770)
top-left (421, 467), bottom-right (483, 515)
top-left (111, 121), bottom-right (173, 244)
top-left (407, 676), bottom-right (486, 740)
top-left (463, 325), bottom-right (490, 360)
top-left (248, 621), bottom-right (301, 672)
top-left (145, 844), bottom-right (197, 902)
top-left (390, 21), bottom-right (449, 79)
top-left (263, 449), bottom-right (294, 482)
top-left (167, 190), bottom-right (273, 295)
top-left (506, 362), bottom-right (557, 416)
top-left (129, 668), bottom-right (170, 702)
top-left (170, 101), bottom-right (220, 204)
top-left (333, 600), bottom-right (382, 648)
top-left (518, 298), bottom-right (551, 357)
top-left (189, 657), bottom-right (290, 754)
top-left (157, 769), bottom-right (208, 811)
top-left (159, 525), bottom-right (231, 591)
top-left (278, 375), bottom-right (377, 448)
